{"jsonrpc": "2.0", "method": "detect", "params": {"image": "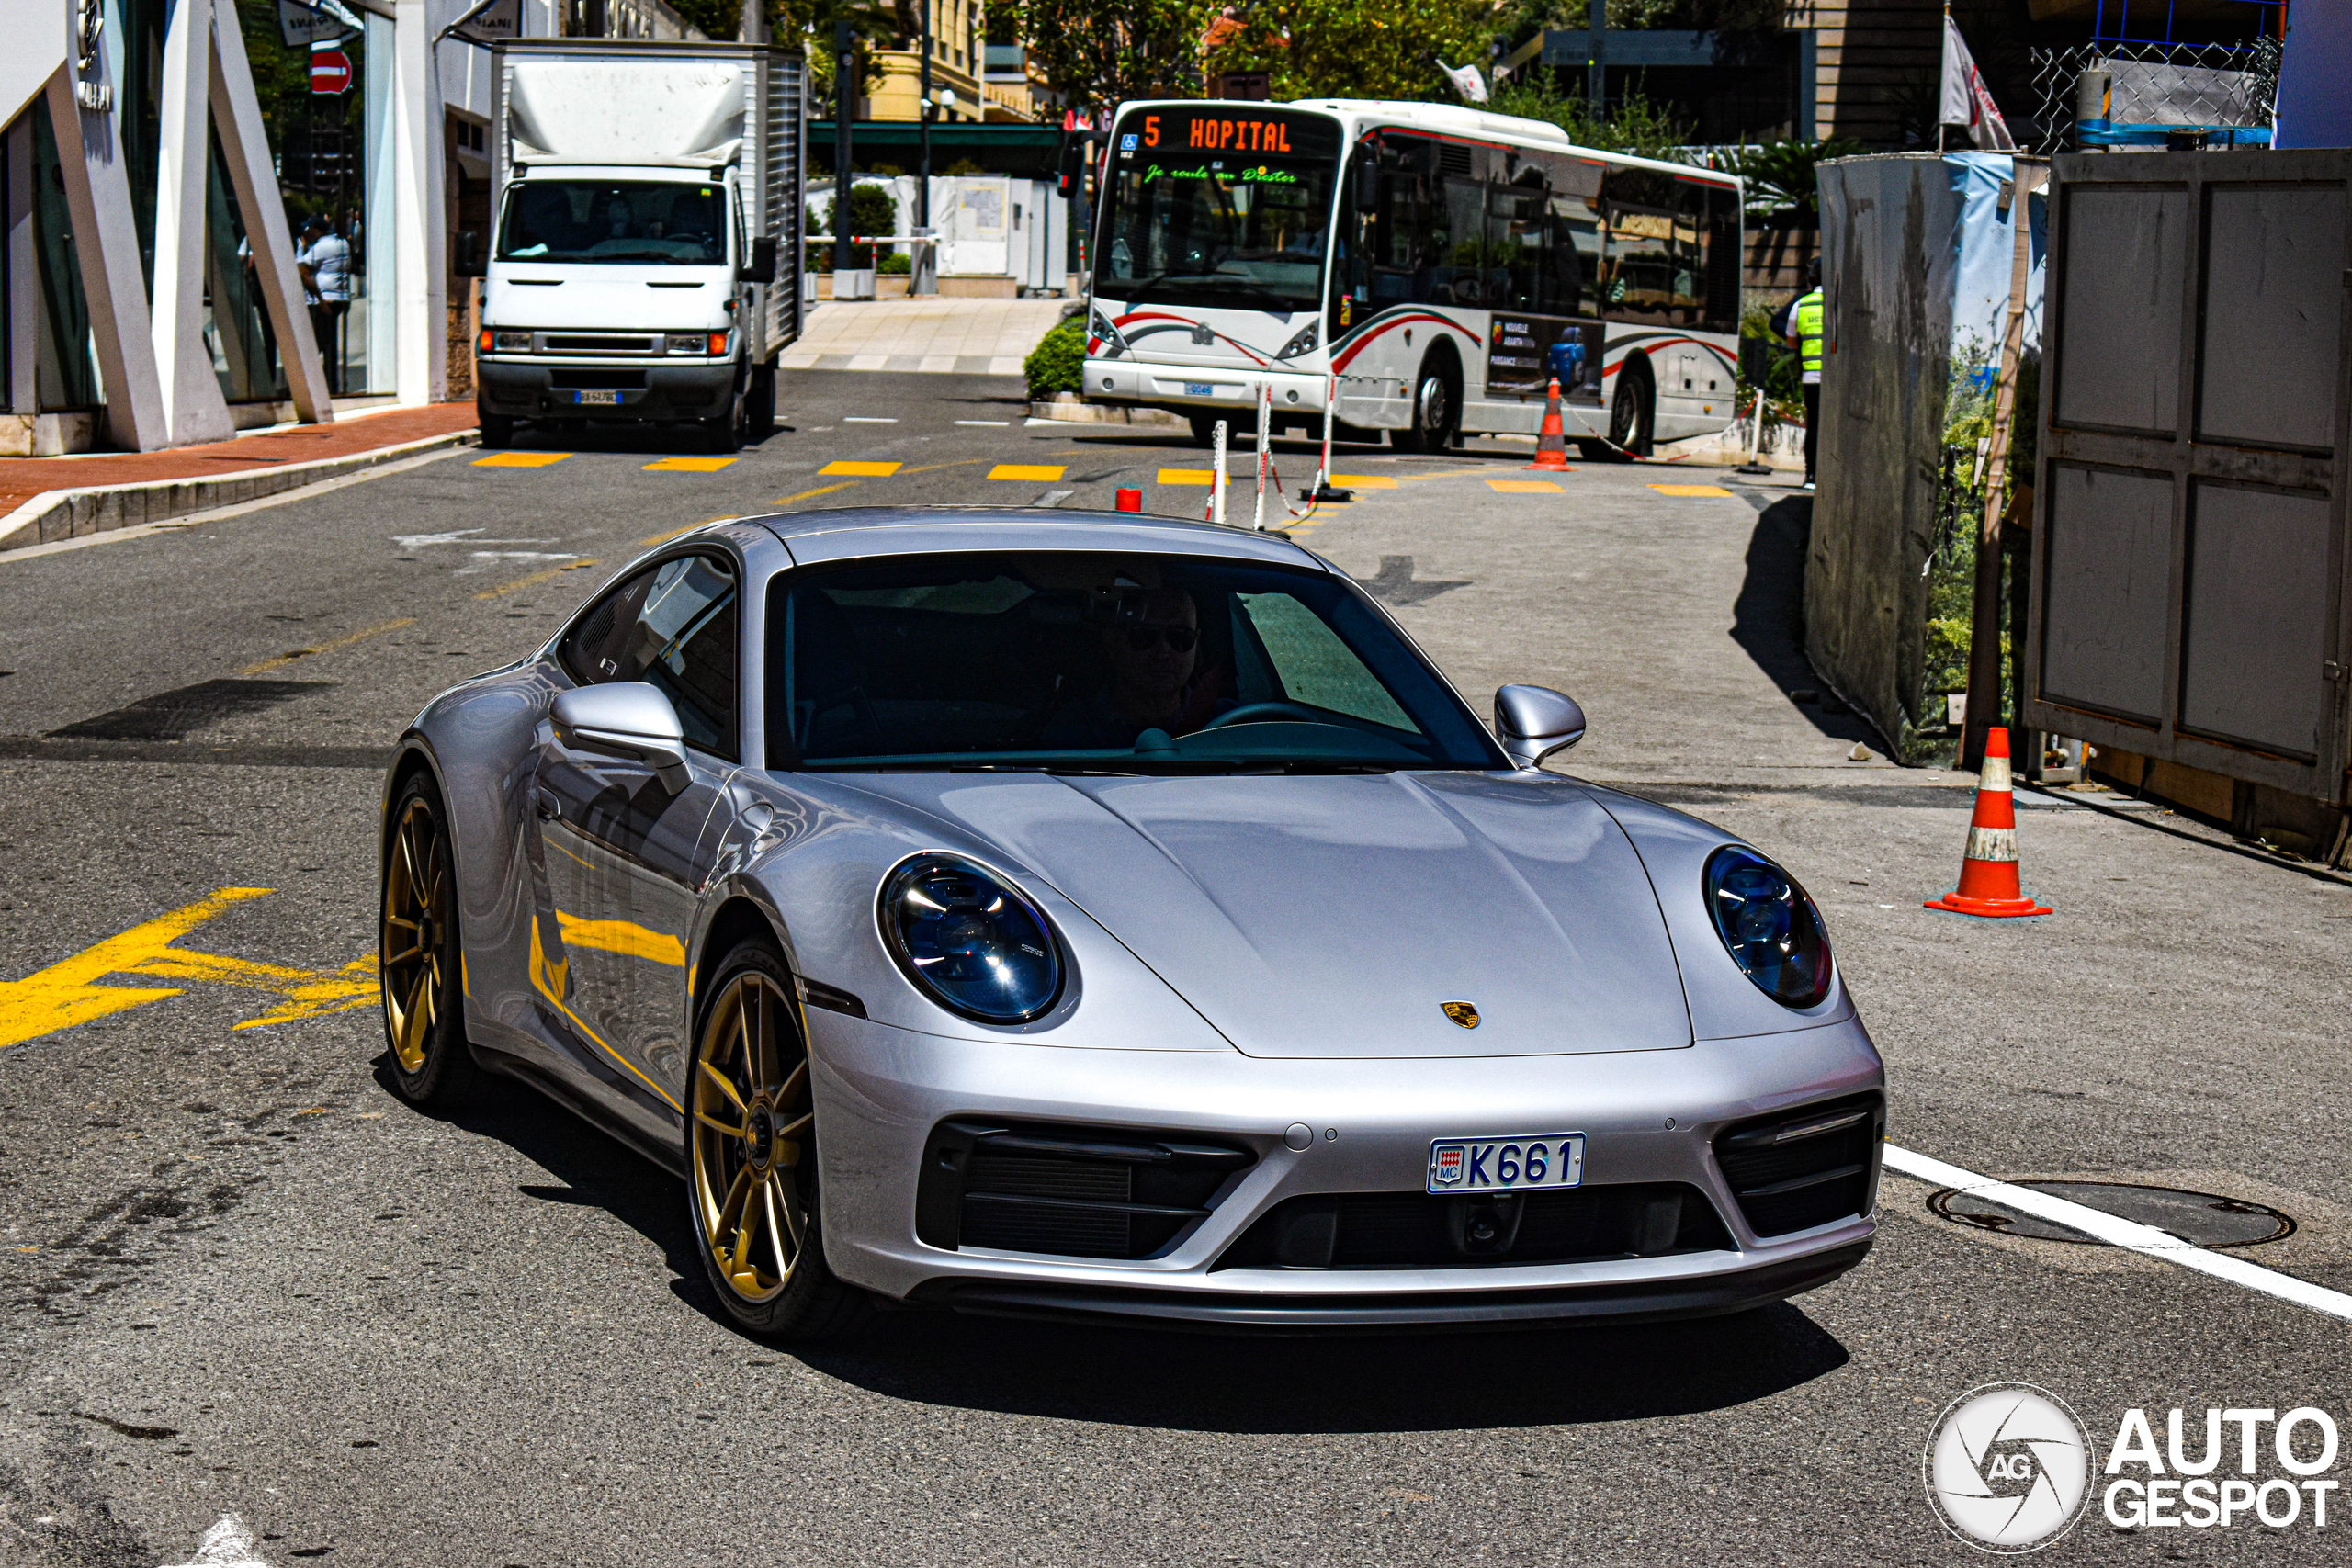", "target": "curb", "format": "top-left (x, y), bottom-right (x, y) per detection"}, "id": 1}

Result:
top-left (0, 426), bottom-right (481, 554)
top-left (1026, 397), bottom-right (1186, 429)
